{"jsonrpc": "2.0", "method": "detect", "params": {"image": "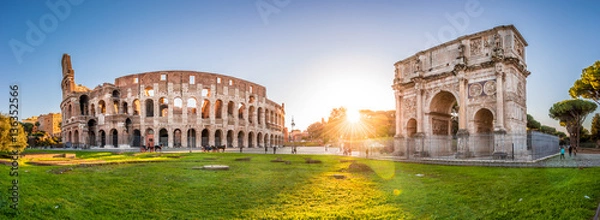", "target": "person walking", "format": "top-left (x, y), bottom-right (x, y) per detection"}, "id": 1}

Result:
top-left (264, 146), bottom-right (268, 154)
top-left (273, 146), bottom-right (277, 154)
top-left (560, 147), bottom-right (565, 160)
top-left (568, 145), bottom-right (572, 157)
